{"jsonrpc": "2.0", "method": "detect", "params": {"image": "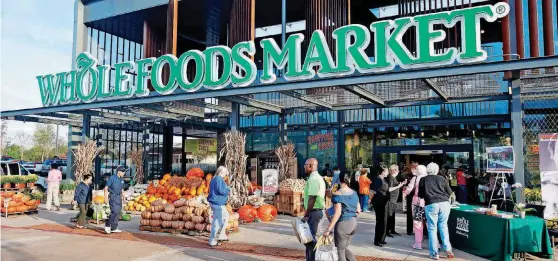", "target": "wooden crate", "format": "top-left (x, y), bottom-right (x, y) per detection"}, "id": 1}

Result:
top-left (275, 190), bottom-right (305, 217)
